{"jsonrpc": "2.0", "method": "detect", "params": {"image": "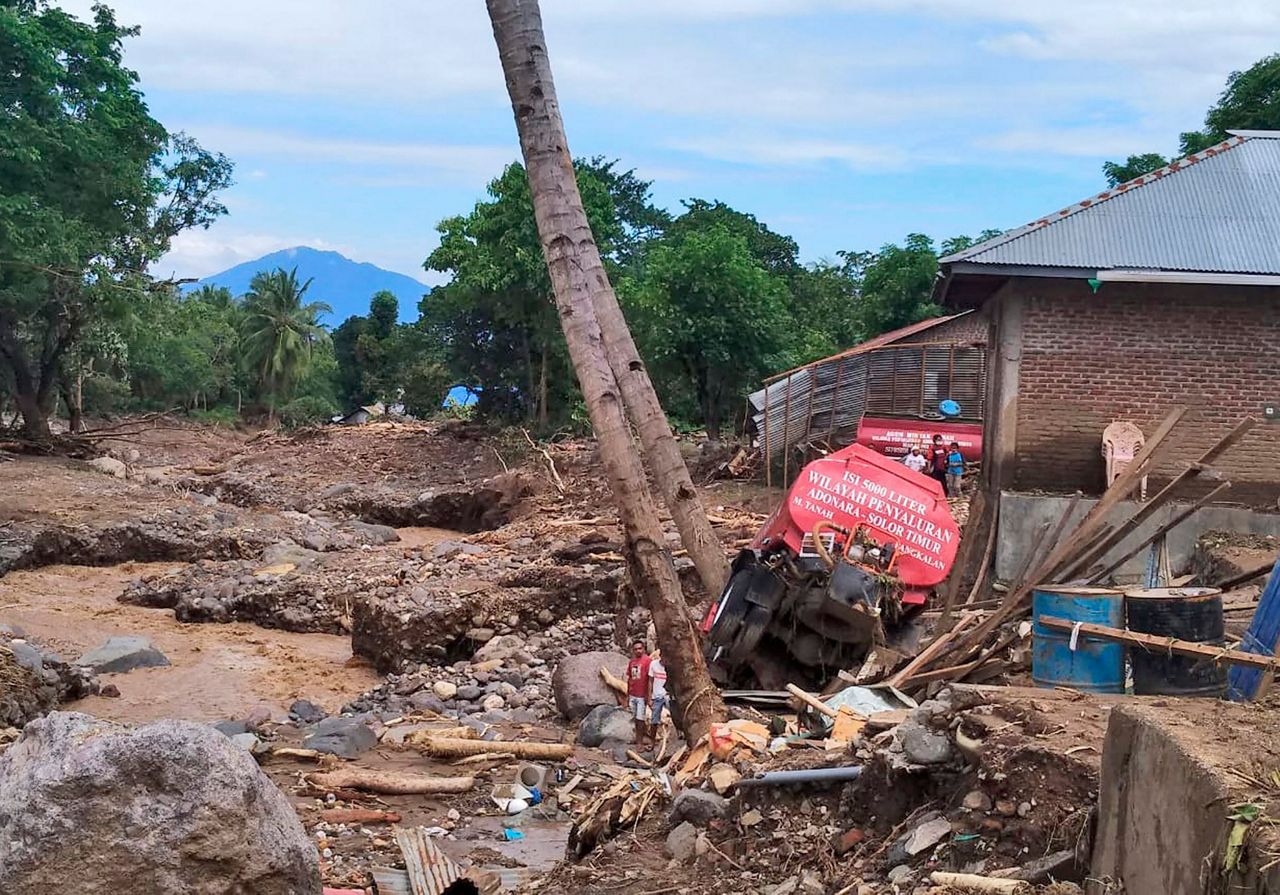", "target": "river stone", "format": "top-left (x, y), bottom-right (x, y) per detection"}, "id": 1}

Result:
top-left (577, 704), bottom-right (635, 747)
top-left (301, 717), bottom-right (376, 758)
top-left (0, 712), bottom-right (320, 893)
top-left (76, 636), bottom-right (169, 674)
top-left (552, 651), bottom-right (628, 721)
